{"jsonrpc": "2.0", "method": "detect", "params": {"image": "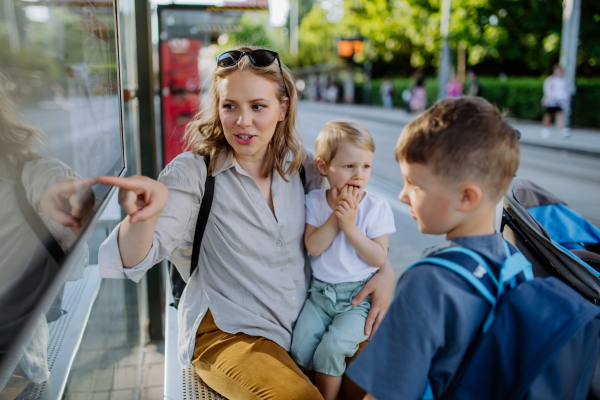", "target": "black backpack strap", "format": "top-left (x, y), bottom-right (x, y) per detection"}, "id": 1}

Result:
top-left (15, 161), bottom-right (66, 265)
top-left (300, 165), bottom-right (306, 188)
top-left (189, 155), bottom-right (215, 279)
